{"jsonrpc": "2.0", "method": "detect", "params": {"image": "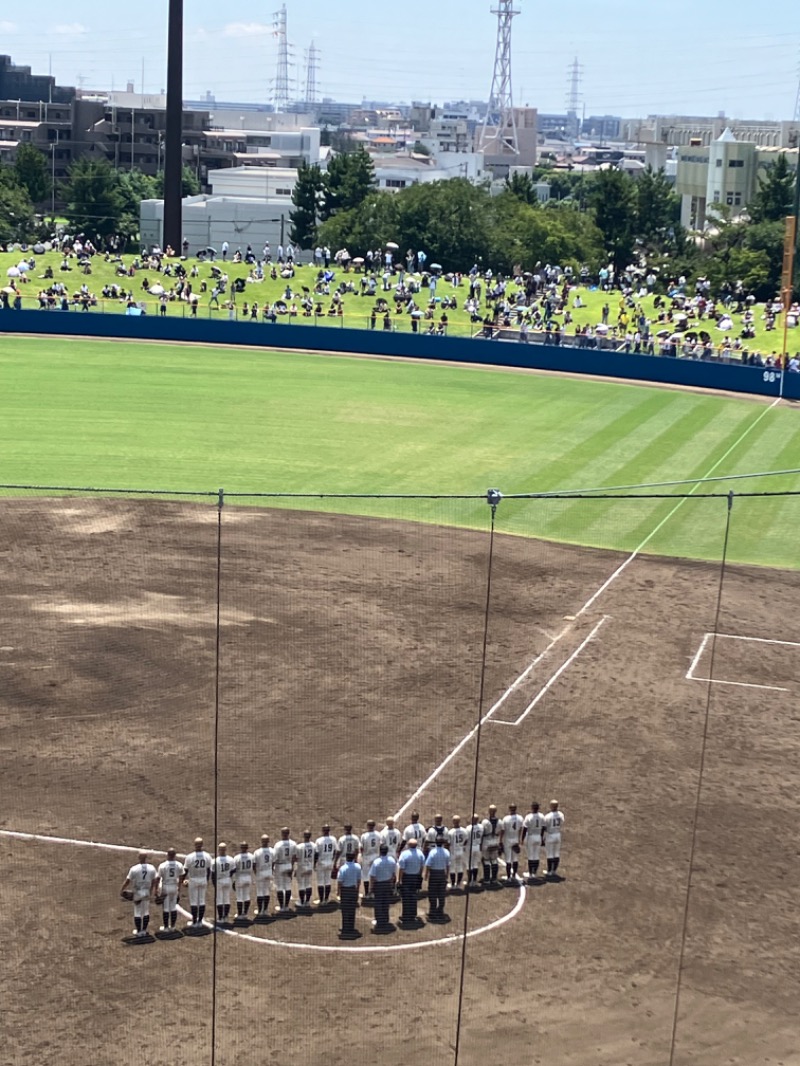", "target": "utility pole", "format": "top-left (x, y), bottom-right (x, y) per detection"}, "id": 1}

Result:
top-left (163, 0), bottom-right (184, 252)
top-left (479, 0), bottom-right (520, 157)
